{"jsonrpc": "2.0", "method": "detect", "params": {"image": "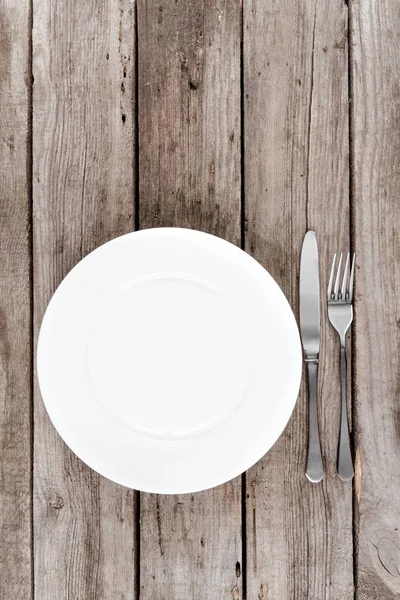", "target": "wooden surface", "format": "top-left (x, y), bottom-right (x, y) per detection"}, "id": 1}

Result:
top-left (351, 0), bottom-right (400, 597)
top-left (0, 1), bottom-right (32, 598)
top-left (137, 2), bottom-right (242, 599)
top-left (32, 0), bottom-right (137, 598)
top-left (0, 0), bottom-right (399, 598)
top-left (244, 1), bottom-right (353, 598)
